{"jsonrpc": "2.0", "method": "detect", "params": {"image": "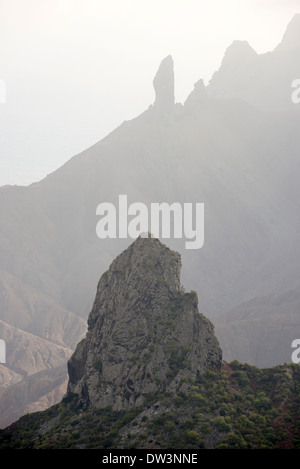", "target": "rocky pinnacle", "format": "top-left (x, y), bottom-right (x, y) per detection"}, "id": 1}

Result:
top-left (153, 55), bottom-right (175, 111)
top-left (67, 236), bottom-right (222, 410)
